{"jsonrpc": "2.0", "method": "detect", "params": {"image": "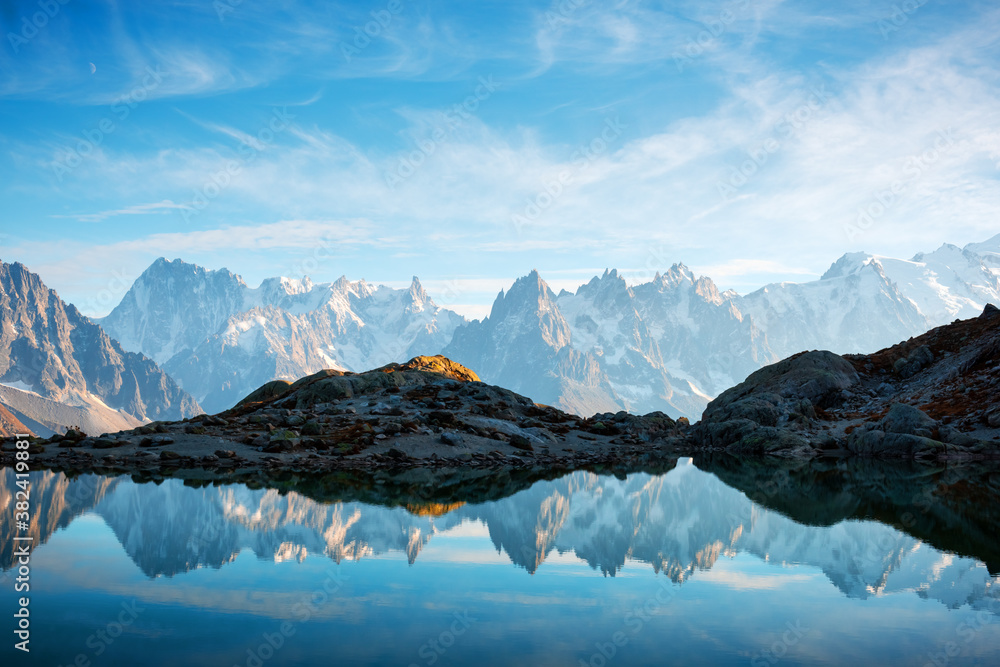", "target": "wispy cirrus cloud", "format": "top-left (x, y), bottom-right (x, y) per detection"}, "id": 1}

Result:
top-left (51, 200), bottom-right (191, 223)
top-left (4, 0), bottom-right (1000, 317)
